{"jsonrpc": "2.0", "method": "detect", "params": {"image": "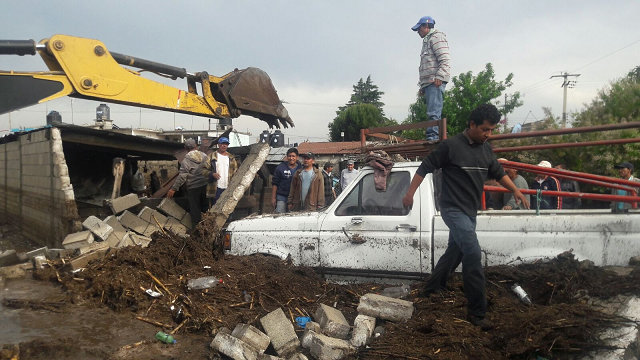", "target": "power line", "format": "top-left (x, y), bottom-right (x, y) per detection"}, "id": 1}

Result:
top-left (571, 38), bottom-right (640, 72)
